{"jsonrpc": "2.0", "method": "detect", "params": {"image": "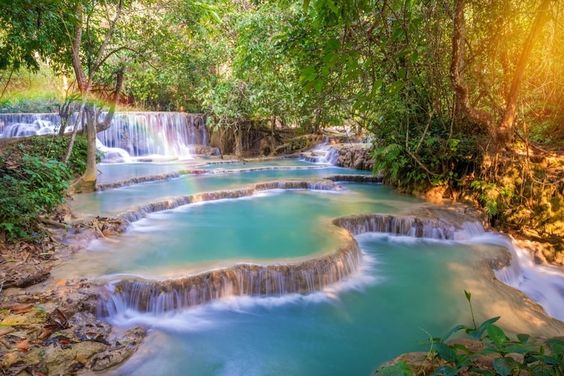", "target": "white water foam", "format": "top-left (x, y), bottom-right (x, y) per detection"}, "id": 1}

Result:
top-left (105, 252), bottom-right (378, 332)
top-left (303, 142), bottom-right (340, 165)
top-left (464, 233), bottom-right (564, 321)
top-left (357, 224), bottom-right (564, 322)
